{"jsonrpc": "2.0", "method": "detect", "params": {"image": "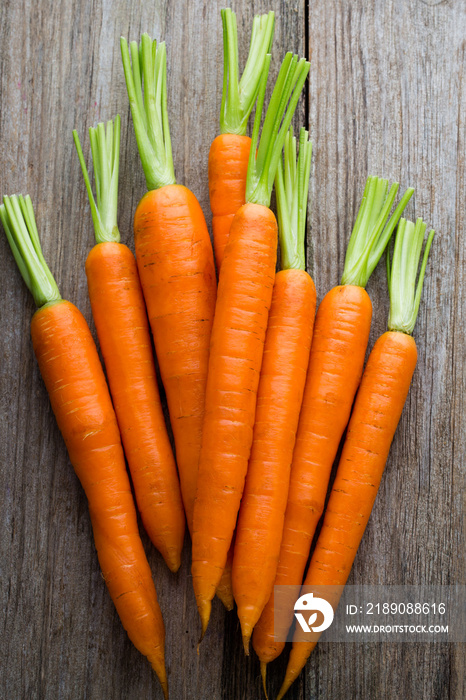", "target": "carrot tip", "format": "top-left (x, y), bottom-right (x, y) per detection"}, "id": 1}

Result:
top-left (216, 590), bottom-right (235, 611)
top-left (165, 557), bottom-right (181, 574)
top-left (260, 661), bottom-right (269, 699)
top-left (239, 616), bottom-right (253, 655)
top-left (197, 599), bottom-right (211, 644)
top-left (150, 662), bottom-right (169, 699)
top-left (276, 677), bottom-right (293, 700)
